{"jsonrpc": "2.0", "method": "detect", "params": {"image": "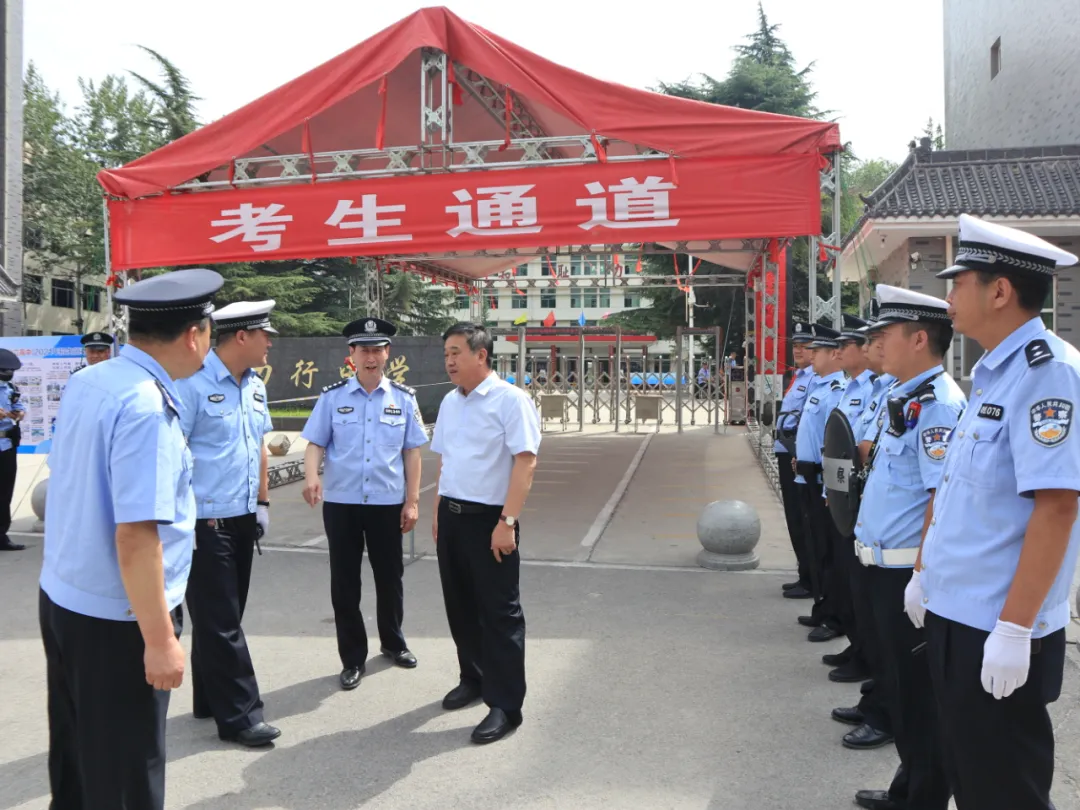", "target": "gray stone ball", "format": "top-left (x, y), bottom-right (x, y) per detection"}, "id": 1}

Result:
top-left (32, 478), bottom-right (48, 521)
top-left (696, 499), bottom-right (761, 571)
top-left (268, 434), bottom-right (292, 456)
